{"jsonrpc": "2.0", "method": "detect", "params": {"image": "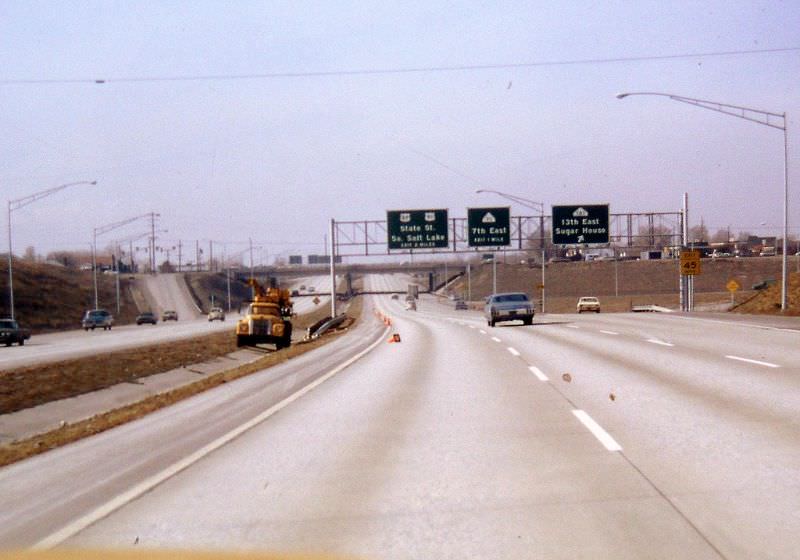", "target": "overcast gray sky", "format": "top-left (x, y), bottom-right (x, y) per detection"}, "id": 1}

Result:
top-left (1, 1), bottom-right (799, 262)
